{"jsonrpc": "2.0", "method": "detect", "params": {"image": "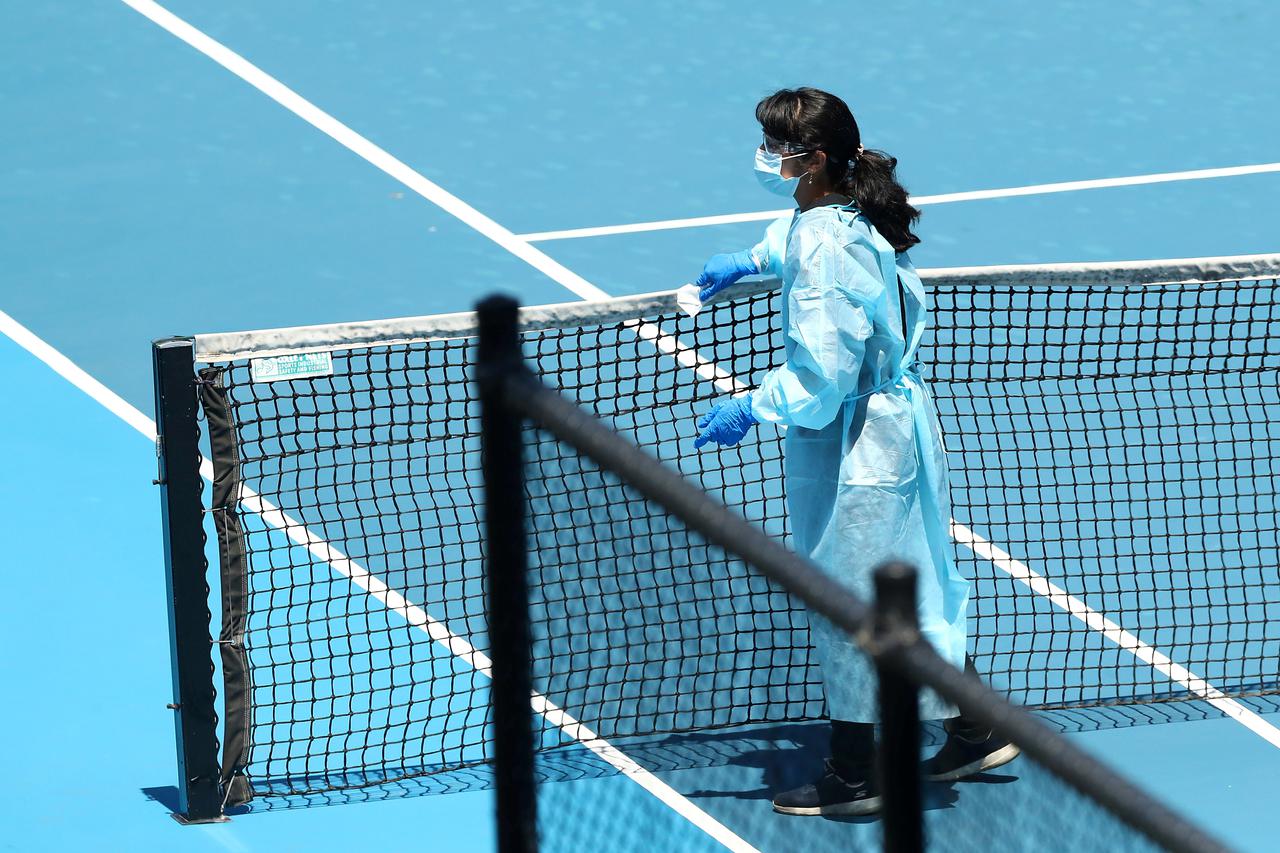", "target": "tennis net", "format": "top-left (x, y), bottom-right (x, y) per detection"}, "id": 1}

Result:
top-left (480, 298), bottom-right (1228, 853)
top-left (159, 253), bottom-right (1280, 804)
